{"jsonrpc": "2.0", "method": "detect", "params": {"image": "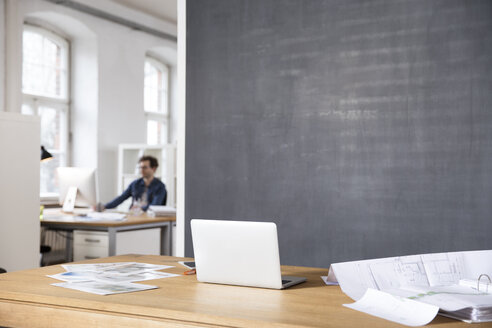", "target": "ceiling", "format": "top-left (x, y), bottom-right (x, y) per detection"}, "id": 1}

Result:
top-left (110, 0), bottom-right (177, 24)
